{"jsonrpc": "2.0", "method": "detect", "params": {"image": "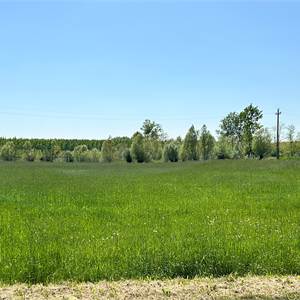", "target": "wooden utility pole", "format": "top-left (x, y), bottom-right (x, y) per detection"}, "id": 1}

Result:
top-left (276, 109), bottom-right (281, 160)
